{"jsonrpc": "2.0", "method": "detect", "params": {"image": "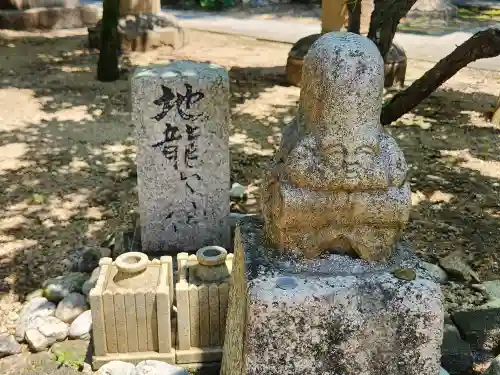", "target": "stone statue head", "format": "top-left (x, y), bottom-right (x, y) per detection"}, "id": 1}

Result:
top-left (299, 32), bottom-right (384, 146)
